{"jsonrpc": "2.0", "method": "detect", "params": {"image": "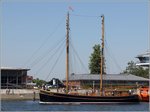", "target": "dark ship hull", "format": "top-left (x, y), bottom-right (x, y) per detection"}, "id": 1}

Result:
top-left (39, 90), bottom-right (140, 104)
